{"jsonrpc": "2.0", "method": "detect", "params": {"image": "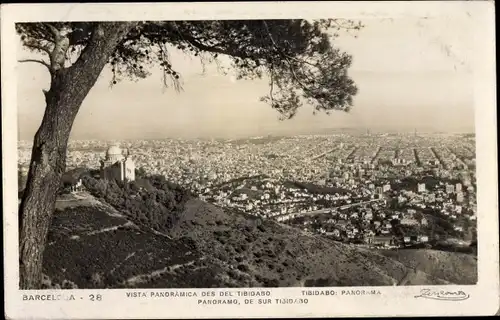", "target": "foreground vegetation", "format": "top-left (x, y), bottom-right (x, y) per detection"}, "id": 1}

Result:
top-left (82, 174), bottom-right (192, 232)
top-left (41, 174), bottom-right (477, 288)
